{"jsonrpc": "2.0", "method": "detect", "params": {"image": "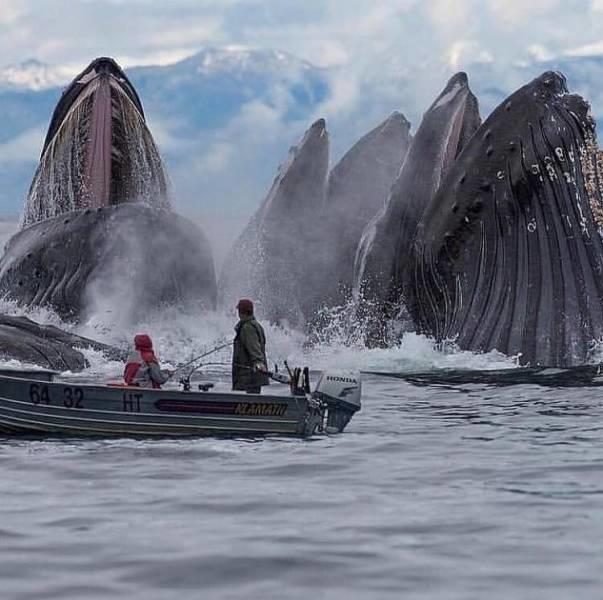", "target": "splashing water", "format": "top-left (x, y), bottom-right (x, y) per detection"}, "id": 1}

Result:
top-left (587, 337), bottom-right (603, 363)
top-left (0, 294), bottom-right (522, 383)
top-left (22, 92), bottom-right (90, 226)
top-left (113, 87), bottom-right (170, 208)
